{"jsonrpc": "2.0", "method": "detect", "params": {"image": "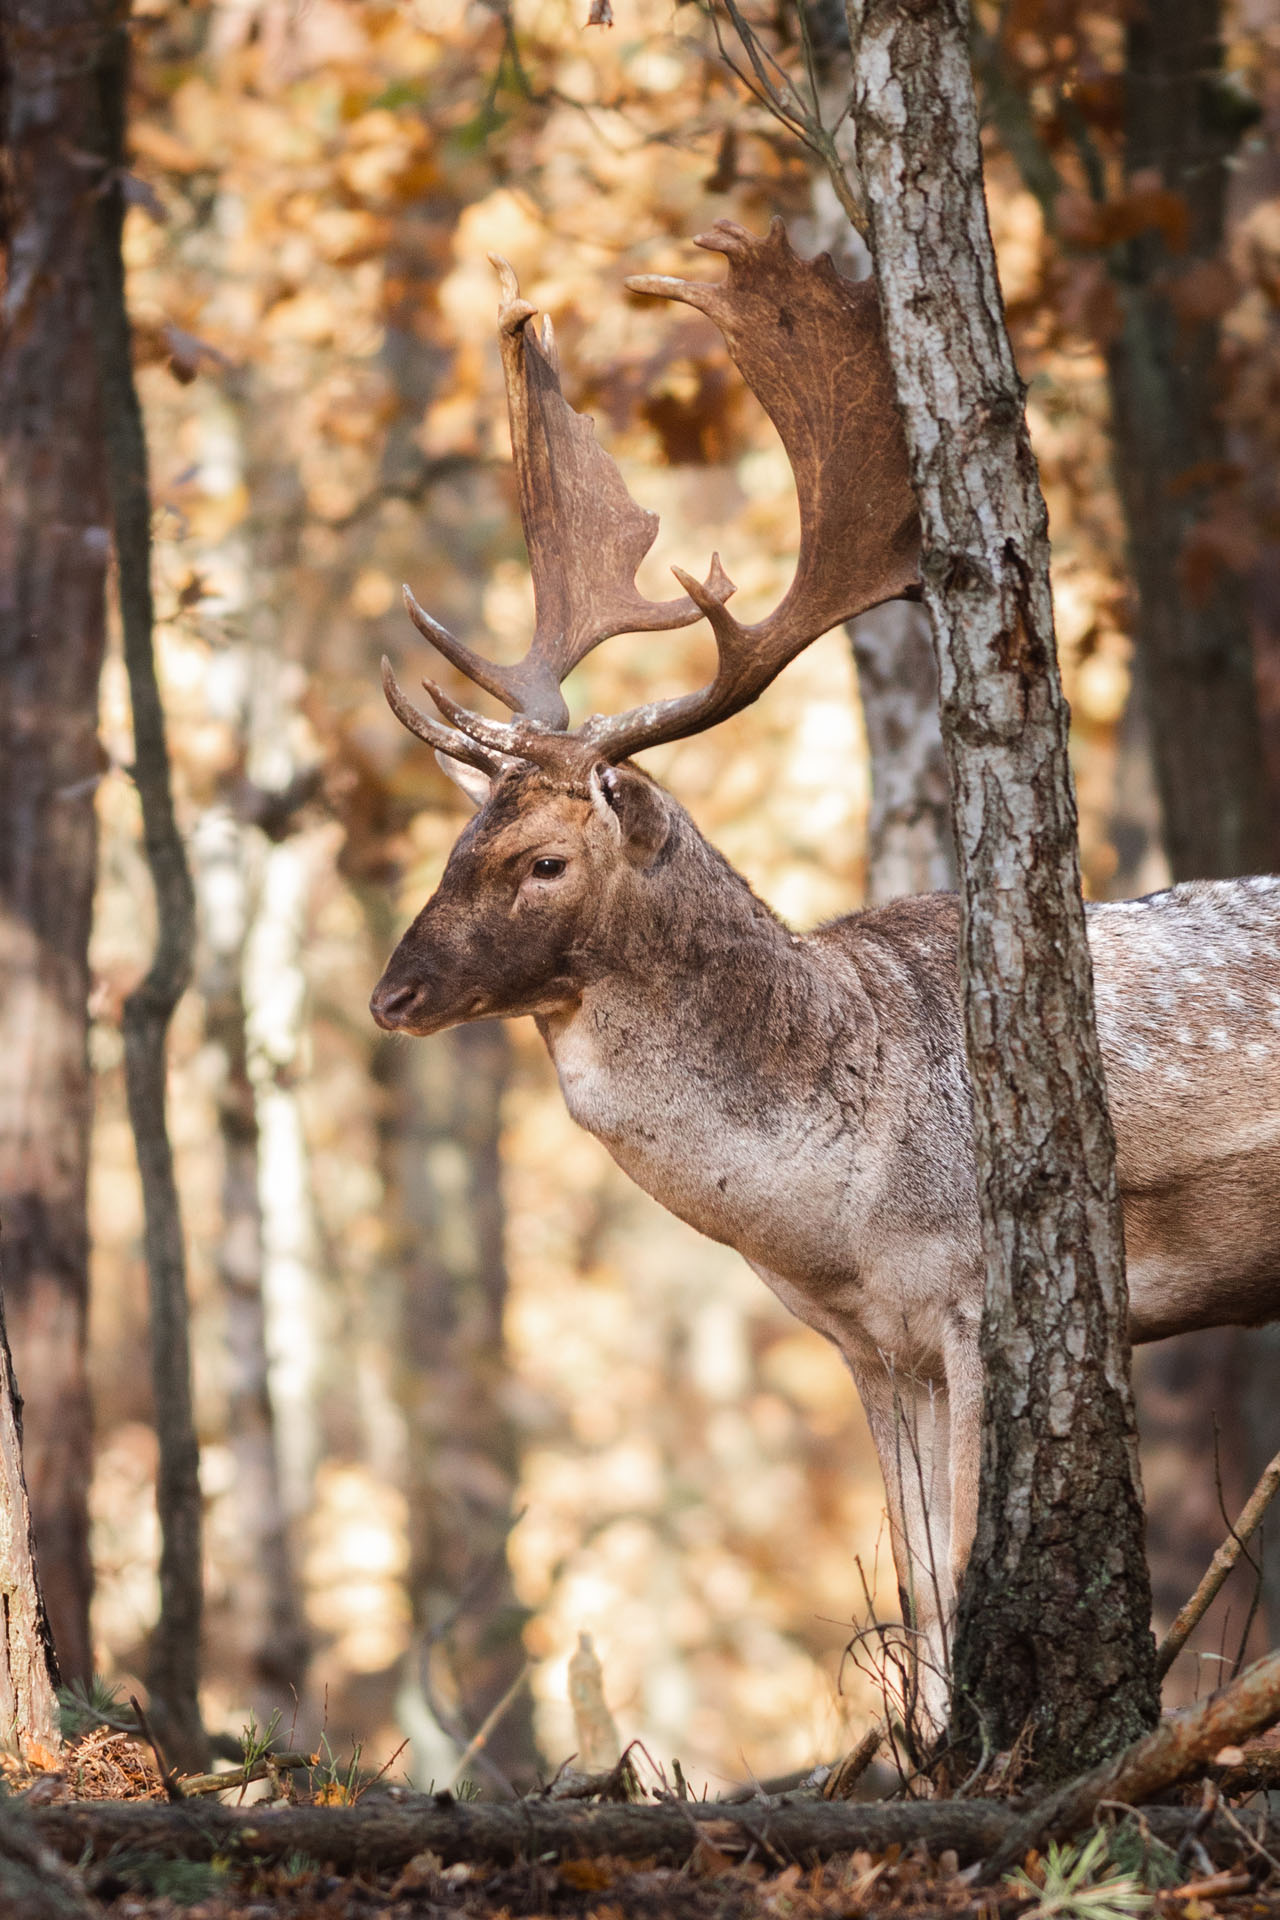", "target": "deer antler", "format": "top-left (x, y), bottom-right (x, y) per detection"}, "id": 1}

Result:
top-left (582, 219), bottom-right (920, 760)
top-left (390, 255), bottom-right (731, 760)
top-left (385, 222), bottom-right (920, 773)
